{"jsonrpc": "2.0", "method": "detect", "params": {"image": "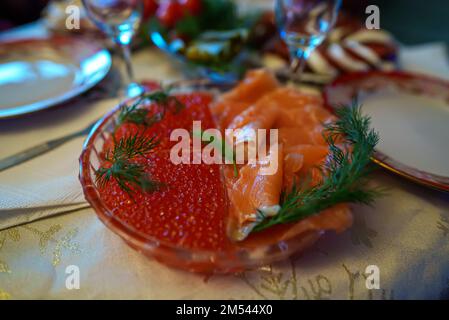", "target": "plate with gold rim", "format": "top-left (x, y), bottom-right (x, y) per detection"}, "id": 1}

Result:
top-left (324, 70), bottom-right (449, 192)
